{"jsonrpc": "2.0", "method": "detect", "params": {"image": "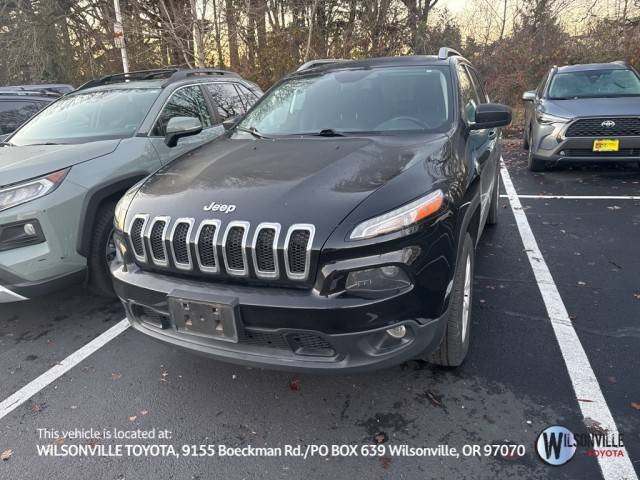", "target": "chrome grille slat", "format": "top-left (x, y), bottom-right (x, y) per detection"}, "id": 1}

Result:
top-left (195, 219), bottom-right (221, 273)
top-left (252, 223), bottom-right (281, 279)
top-left (170, 218), bottom-right (195, 270)
top-left (147, 216), bottom-right (170, 266)
top-left (222, 221), bottom-right (250, 277)
top-left (128, 214), bottom-right (149, 262)
top-left (284, 224), bottom-right (315, 281)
